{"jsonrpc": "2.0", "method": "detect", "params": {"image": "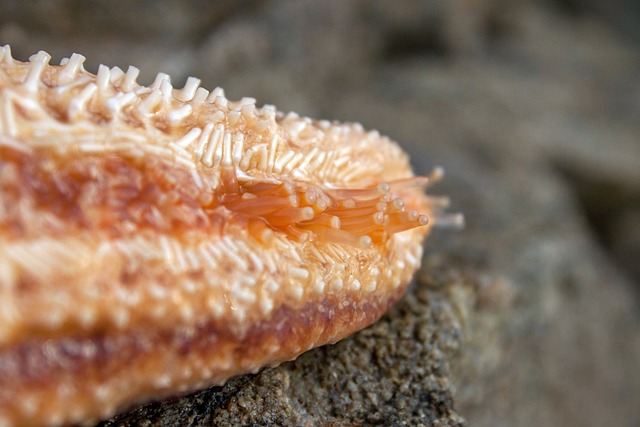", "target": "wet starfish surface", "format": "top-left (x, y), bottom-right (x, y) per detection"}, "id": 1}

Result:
top-left (0, 46), bottom-right (459, 426)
